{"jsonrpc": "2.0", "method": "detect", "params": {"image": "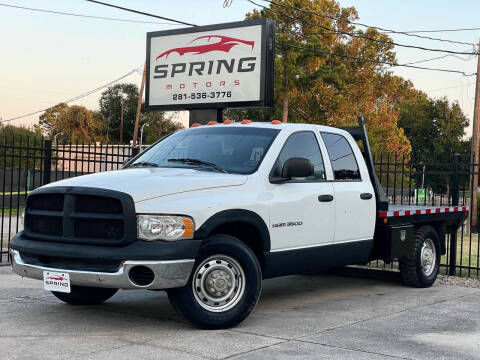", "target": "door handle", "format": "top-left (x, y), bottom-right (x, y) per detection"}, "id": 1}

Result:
top-left (318, 194), bottom-right (334, 202)
top-left (360, 193), bottom-right (373, 200)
